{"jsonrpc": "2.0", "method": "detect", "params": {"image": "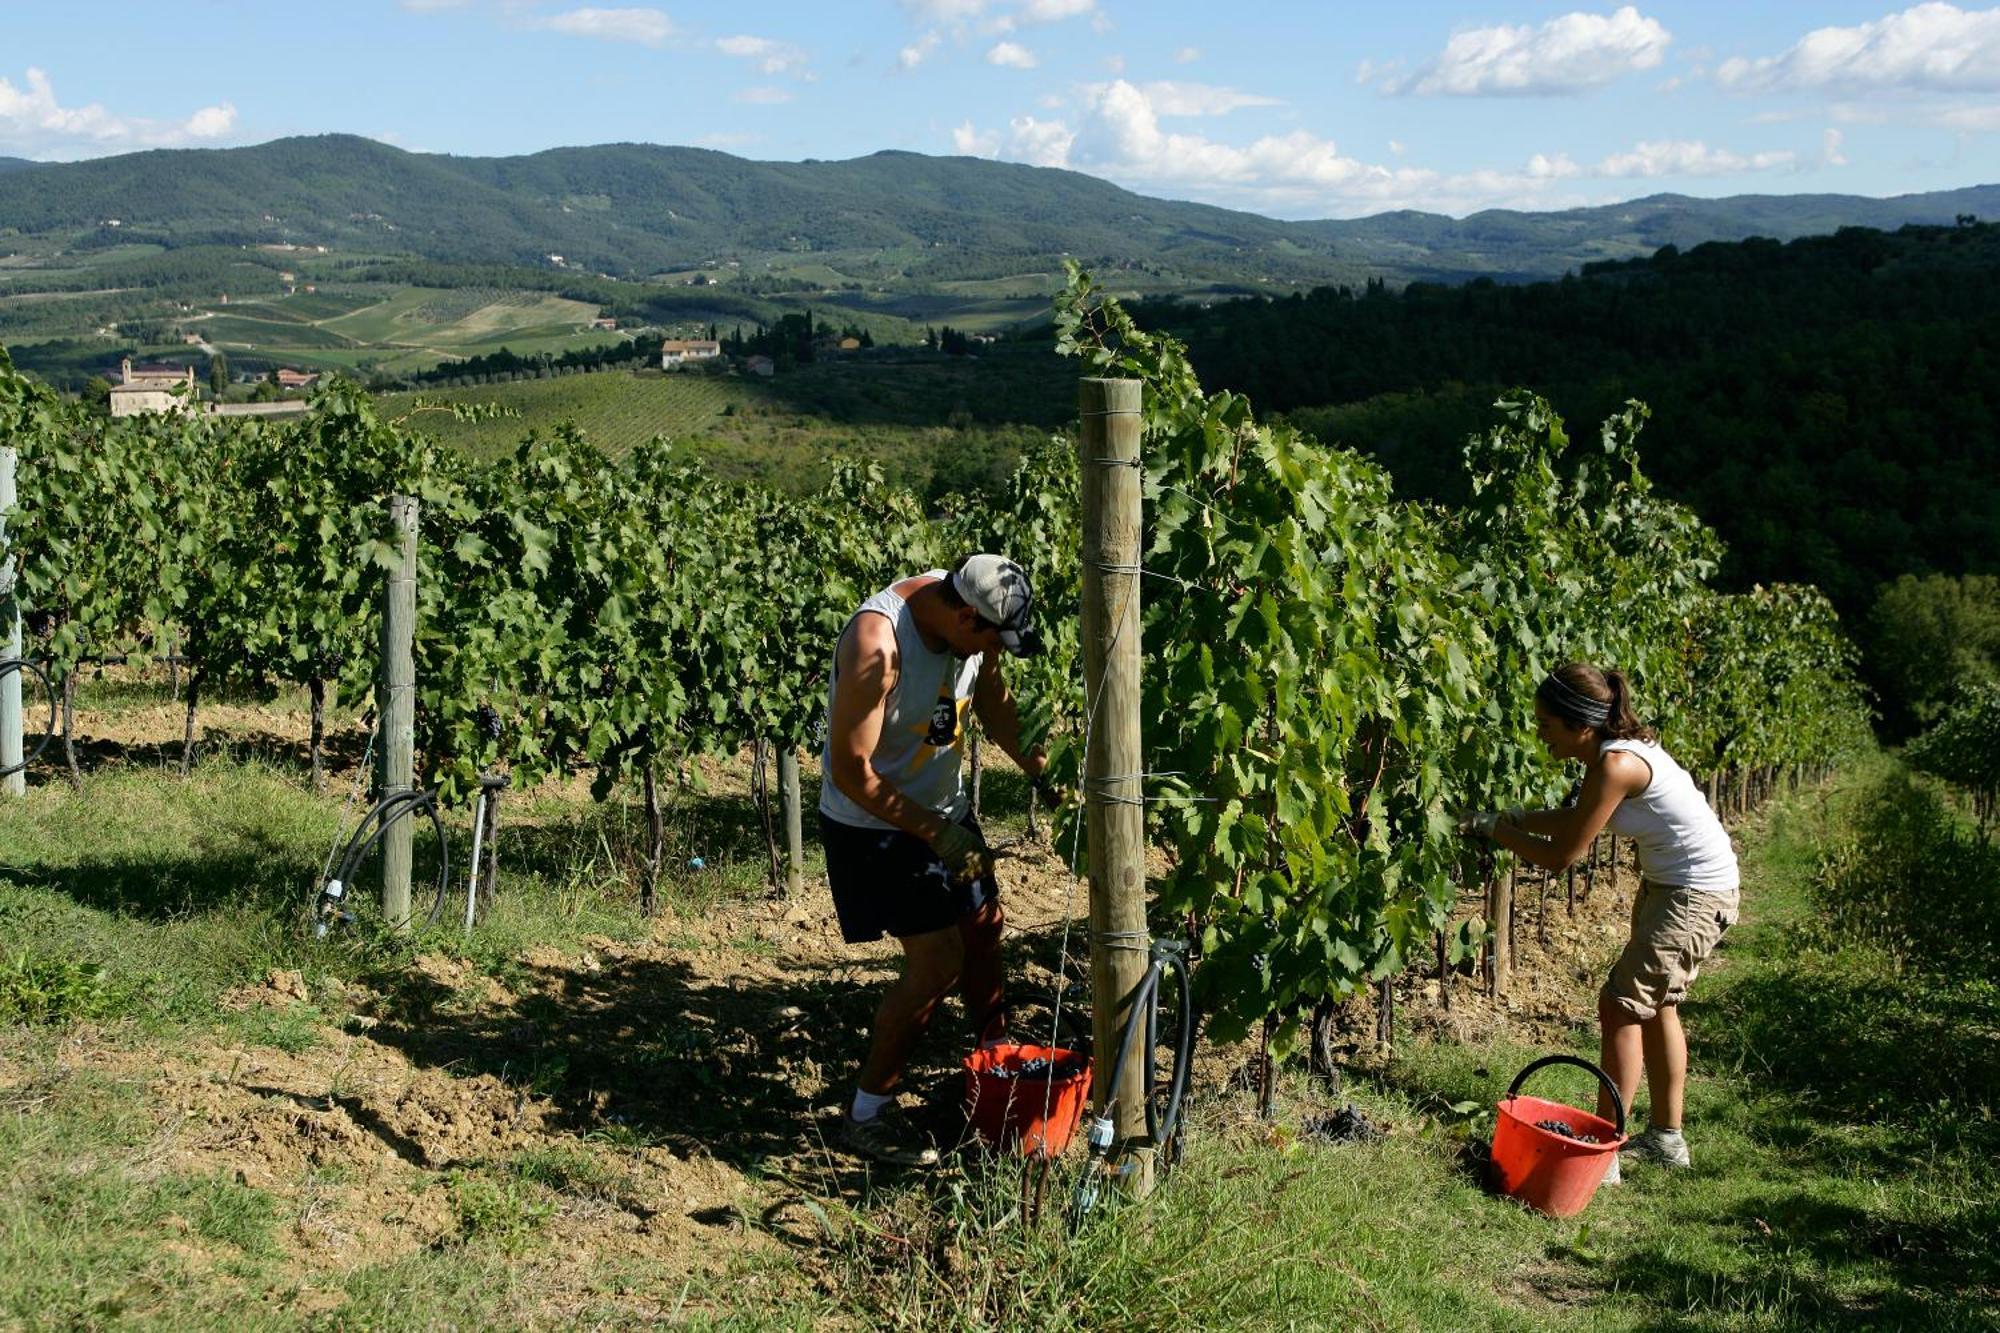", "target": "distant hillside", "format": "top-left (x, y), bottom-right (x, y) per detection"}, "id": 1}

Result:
top-left (2, 134), bottom-right (1996, 285)
top-left (1306, 186), bottom-right (2000, 280)
top-left (0, 158), bottom-right (36, 175)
